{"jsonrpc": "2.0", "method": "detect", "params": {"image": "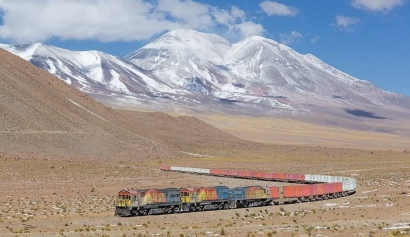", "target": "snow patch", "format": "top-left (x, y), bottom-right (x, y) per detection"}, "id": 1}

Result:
top-left (108, 70), bottom-right (130, 93)
top-left (67, 98), bottom-right (110, 123)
